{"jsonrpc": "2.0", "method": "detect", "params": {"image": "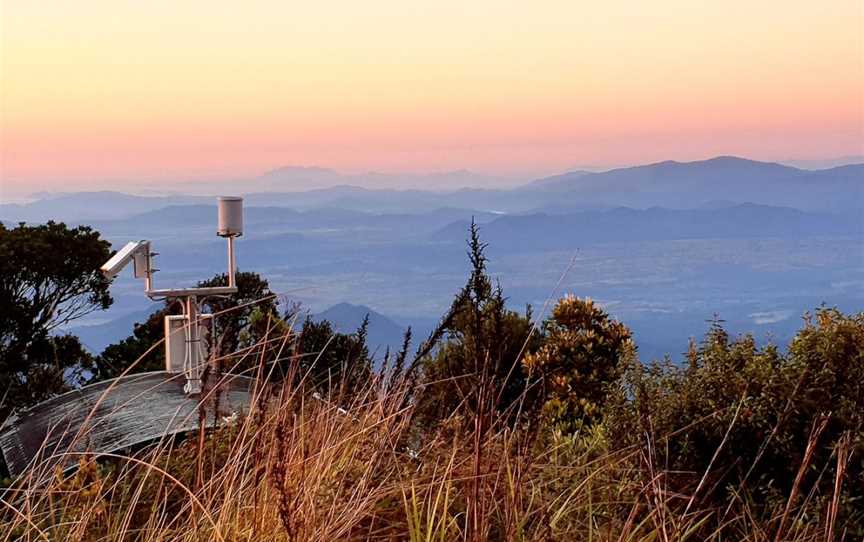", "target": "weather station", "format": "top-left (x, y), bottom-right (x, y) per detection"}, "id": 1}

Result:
top-left (0, 197), bottom-right (258, 476)
top-left (100, 196), bottom-right (245, 395)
